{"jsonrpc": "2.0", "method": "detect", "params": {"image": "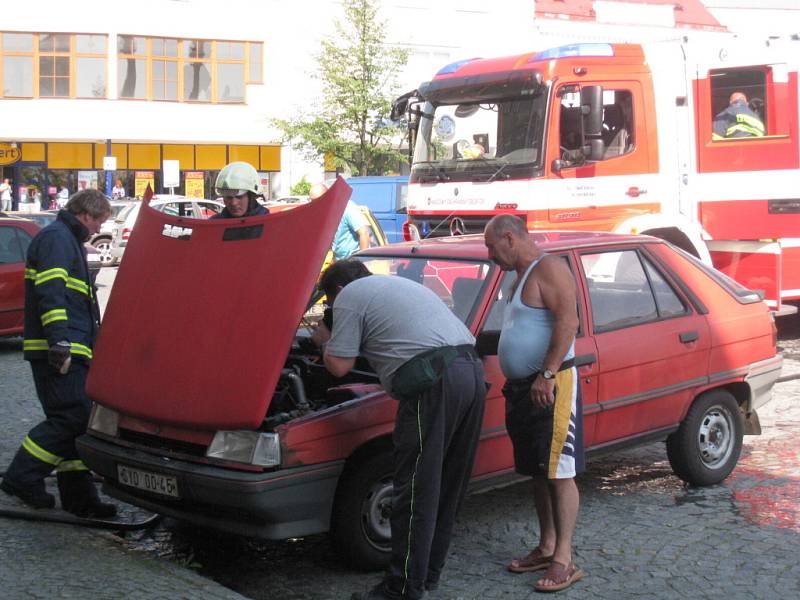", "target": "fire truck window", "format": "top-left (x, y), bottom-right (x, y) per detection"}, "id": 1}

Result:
top-left (601, 90), bottom-right (634, 159)
top-left (709, 68), bottom-right (767, 139)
